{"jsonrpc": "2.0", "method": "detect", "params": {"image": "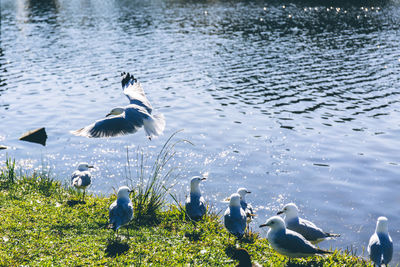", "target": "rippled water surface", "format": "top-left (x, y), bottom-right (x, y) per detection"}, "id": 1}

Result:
top-left (2, 0), bottom-right (400, 262)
